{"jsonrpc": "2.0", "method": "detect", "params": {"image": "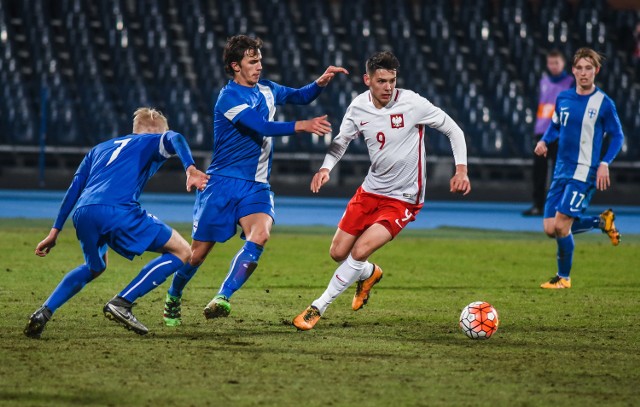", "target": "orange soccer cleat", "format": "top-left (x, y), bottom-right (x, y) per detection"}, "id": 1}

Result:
top-left (540, 275), bottom-right (571, 289)
top-left (599, 209), bottom-right (621, 246)
top-left (352, 264), bottom-right (383, 311)
top-left (293, 306), bottom-right (321, 331)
